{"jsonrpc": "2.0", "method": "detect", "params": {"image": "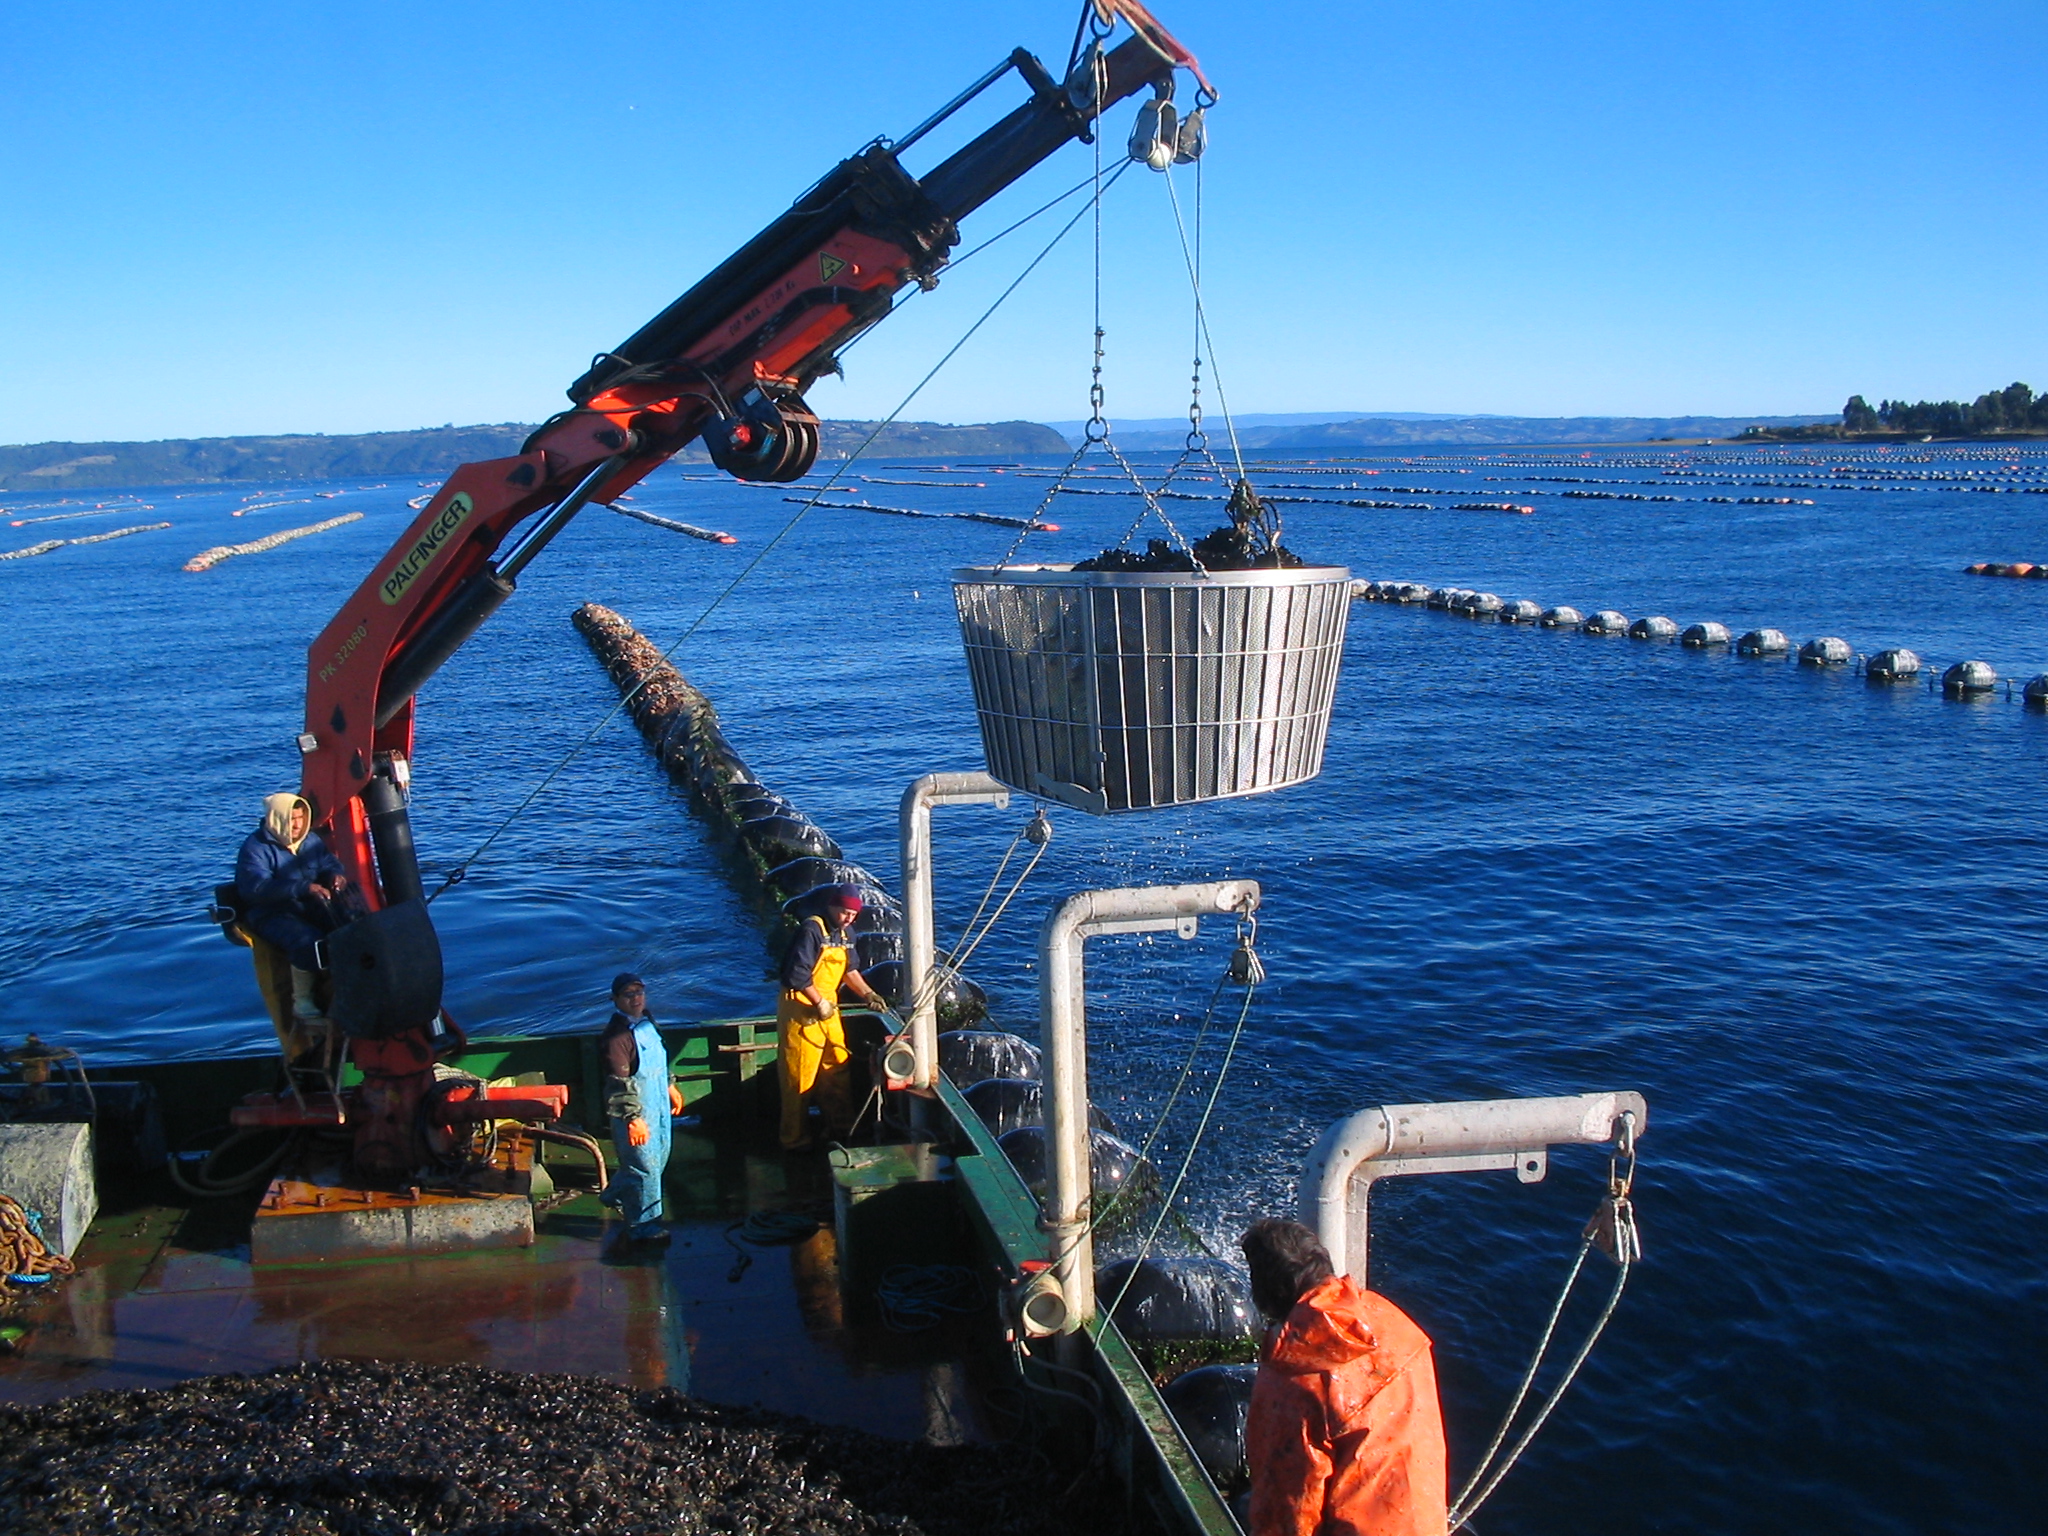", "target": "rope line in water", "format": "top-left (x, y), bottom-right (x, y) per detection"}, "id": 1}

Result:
top-left (184, 514), bottom-right (361, 573)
